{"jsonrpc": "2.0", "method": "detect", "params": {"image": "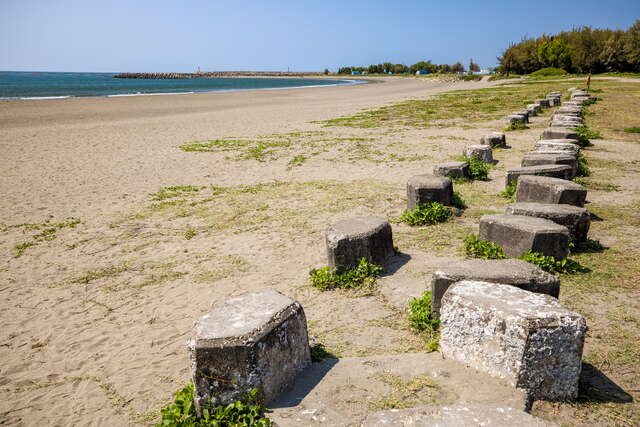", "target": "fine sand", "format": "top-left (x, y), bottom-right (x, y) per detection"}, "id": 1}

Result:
top-left (0, 76), bottom-right (538, 426)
